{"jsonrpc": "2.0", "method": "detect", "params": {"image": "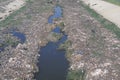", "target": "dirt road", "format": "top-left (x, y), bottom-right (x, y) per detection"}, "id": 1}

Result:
top-left (81, 0), bottom-right (120, 28)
